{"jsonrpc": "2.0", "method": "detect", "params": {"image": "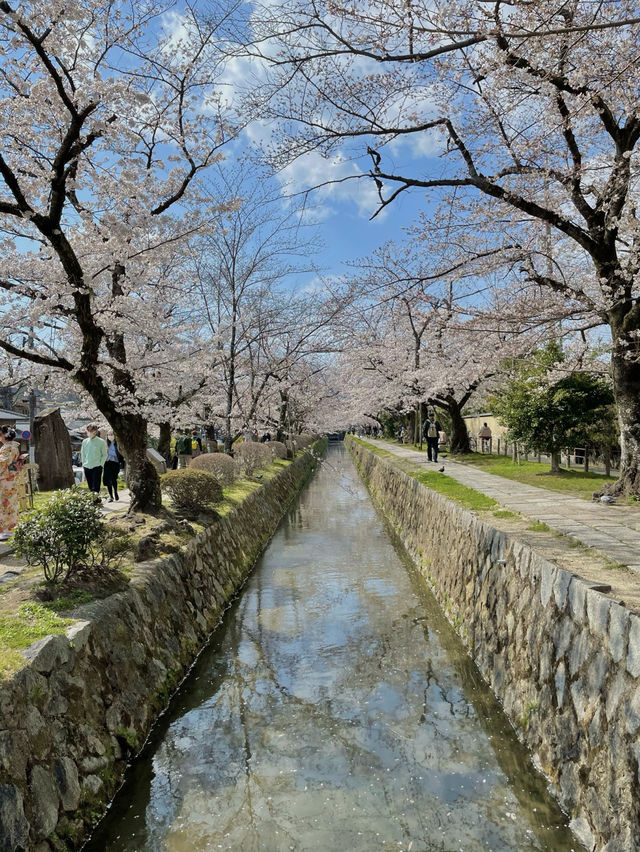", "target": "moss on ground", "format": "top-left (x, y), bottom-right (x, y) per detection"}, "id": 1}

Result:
top-left (0, 603), bottom-right (72, 678)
